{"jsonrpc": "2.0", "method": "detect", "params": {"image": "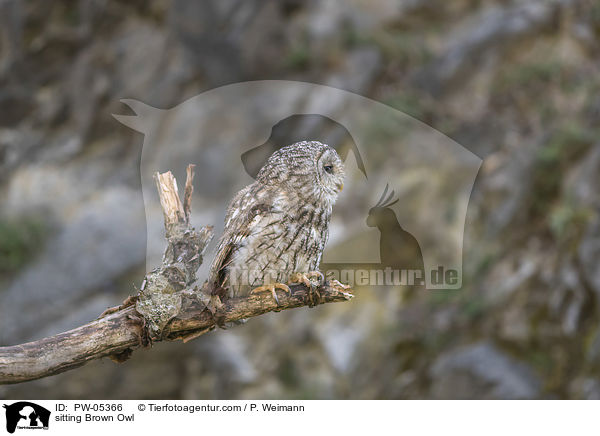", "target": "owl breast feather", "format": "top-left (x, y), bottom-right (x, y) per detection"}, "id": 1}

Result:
top-left (225, 200), bottom-right (331, 297)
